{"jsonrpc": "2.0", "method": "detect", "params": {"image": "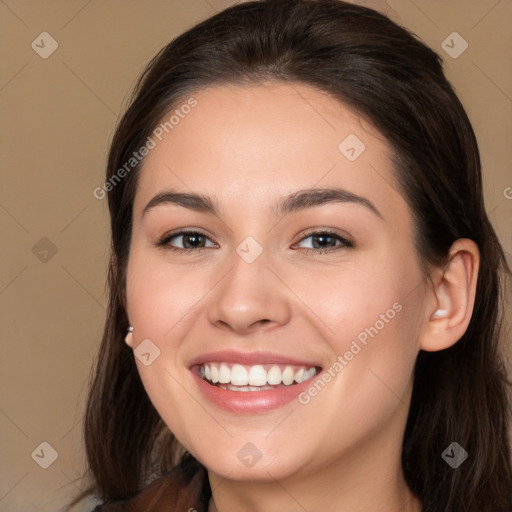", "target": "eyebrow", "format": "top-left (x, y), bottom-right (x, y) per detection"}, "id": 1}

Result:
top-left (141, 187), bottom-right (383, 220)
